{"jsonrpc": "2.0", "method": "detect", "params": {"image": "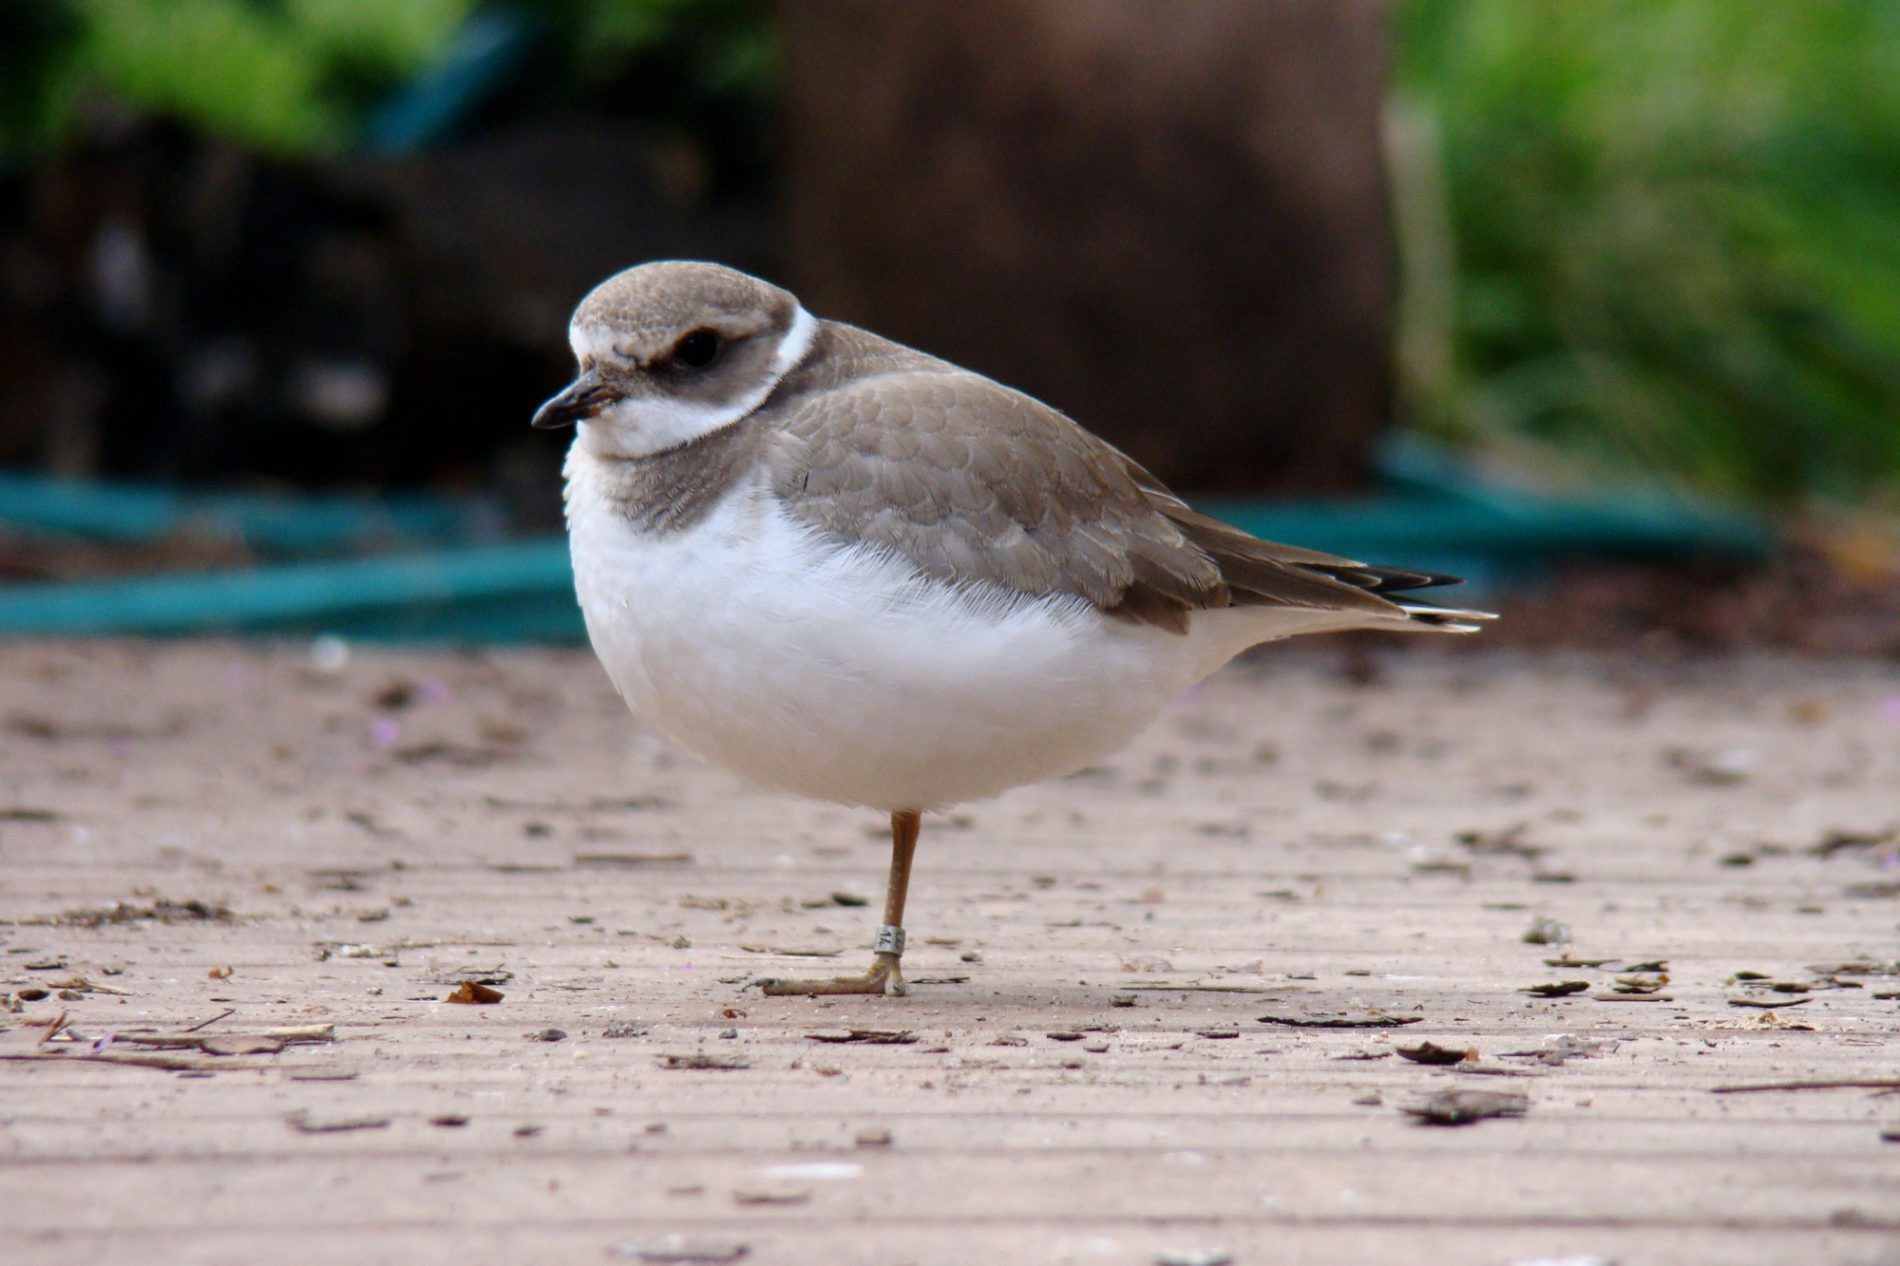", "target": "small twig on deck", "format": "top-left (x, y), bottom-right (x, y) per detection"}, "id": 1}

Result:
top-left (181, 1007), bottom-right (237, 1034)
top-left (4, 1022), bottom-right (332, 1070)
top-left (106, 1023), bottom-right (333, 1047)
top-left (0, 1050), bottom-right (229, 1072)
